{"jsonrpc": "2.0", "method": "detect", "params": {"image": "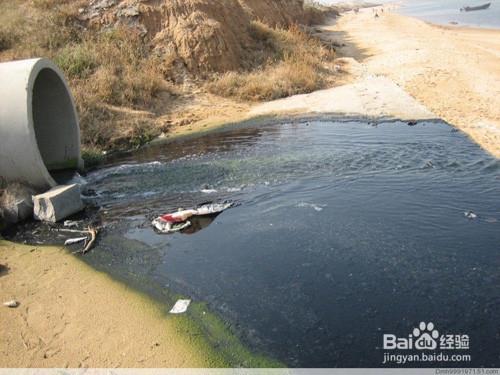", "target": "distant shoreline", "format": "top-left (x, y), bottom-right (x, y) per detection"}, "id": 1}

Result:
top-left (331, 7), bottom-right (500, 157)
top-left (325, 0), bottom-right (500, 30)
top-left (395, 0), bottom-right (500, 30)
